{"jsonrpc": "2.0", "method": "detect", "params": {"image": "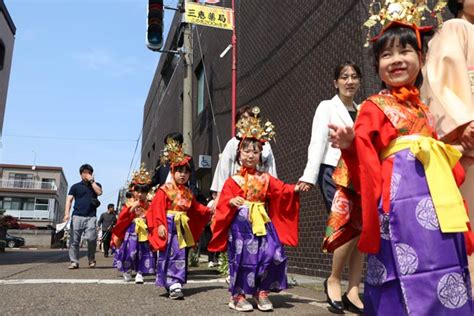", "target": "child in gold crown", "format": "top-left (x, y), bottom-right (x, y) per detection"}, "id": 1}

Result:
top-left (208, 107), bottom-right (304, 312)
top-left (147, 139), bottom-right (211, 300)
top-left (111, 165), bottom-right (155, 284)
top-left (328, 1), bottom-right (472, 314)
